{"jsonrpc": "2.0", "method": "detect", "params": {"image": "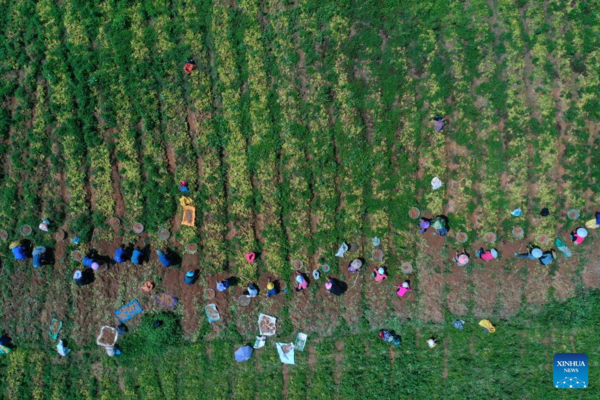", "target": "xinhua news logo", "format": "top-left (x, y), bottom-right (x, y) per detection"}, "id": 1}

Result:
top-left (554, 353), bottom-right (588, 389)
